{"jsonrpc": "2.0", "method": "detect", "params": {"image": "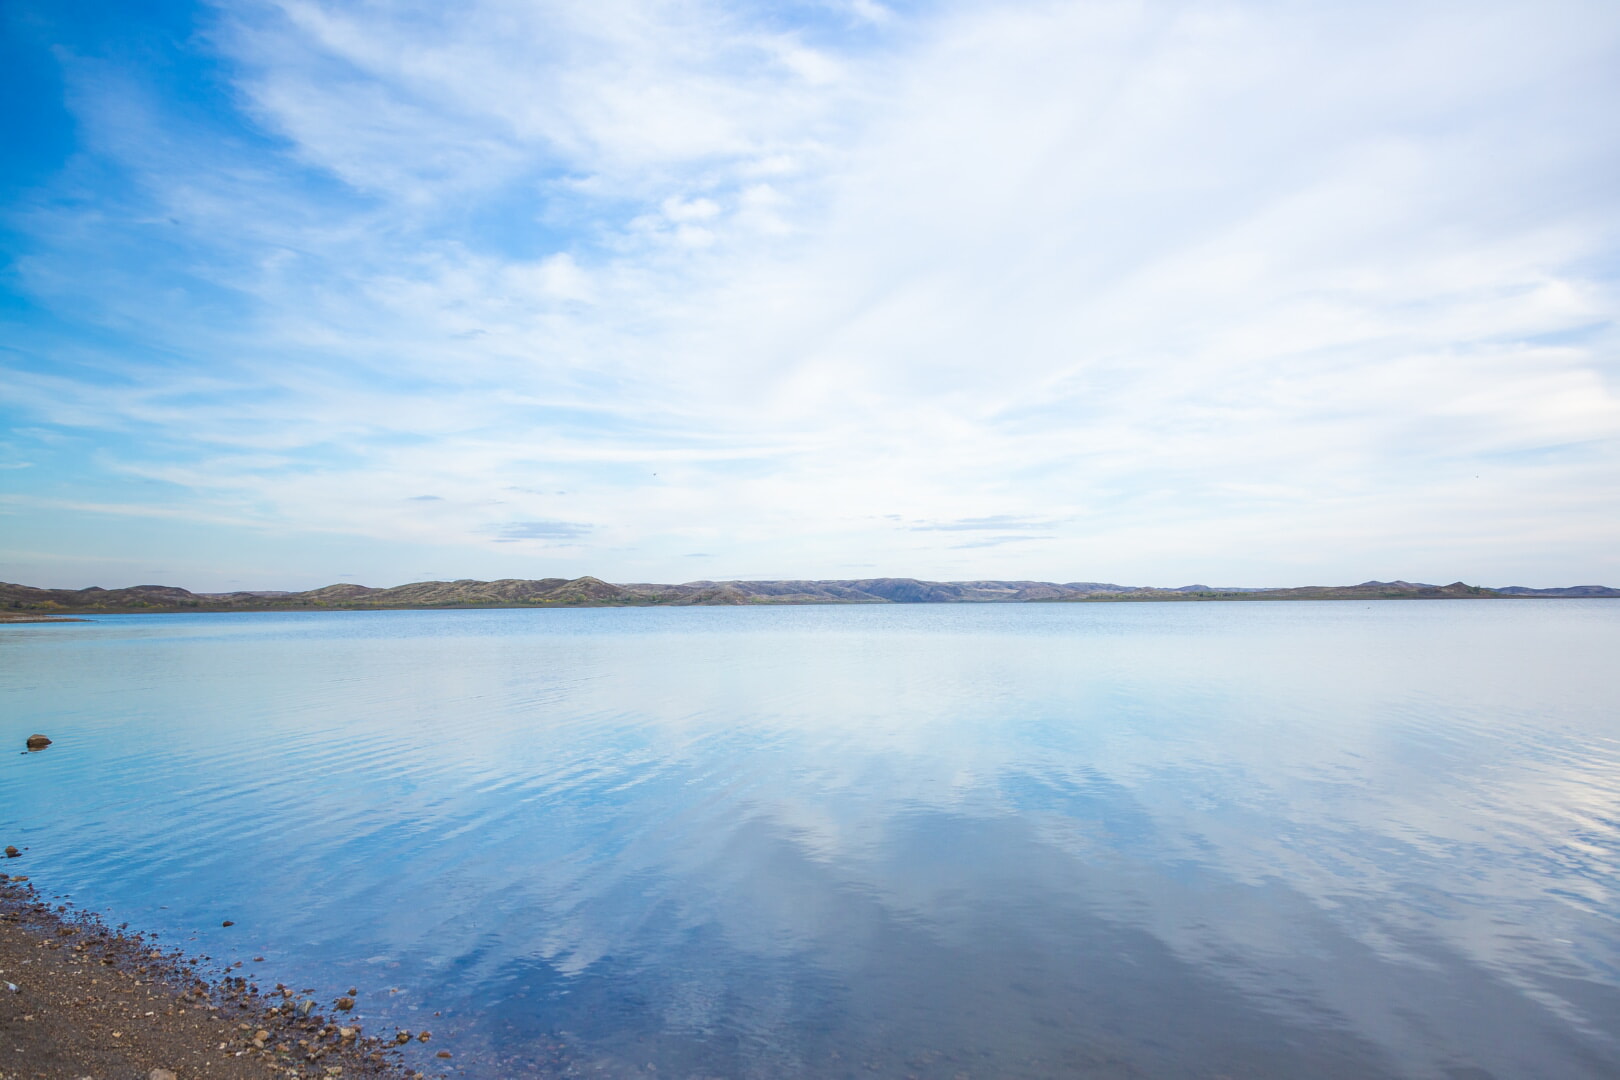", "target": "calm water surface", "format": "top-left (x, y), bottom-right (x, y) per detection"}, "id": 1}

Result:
top-left (3, 601), bottom-right (1619, 1079)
